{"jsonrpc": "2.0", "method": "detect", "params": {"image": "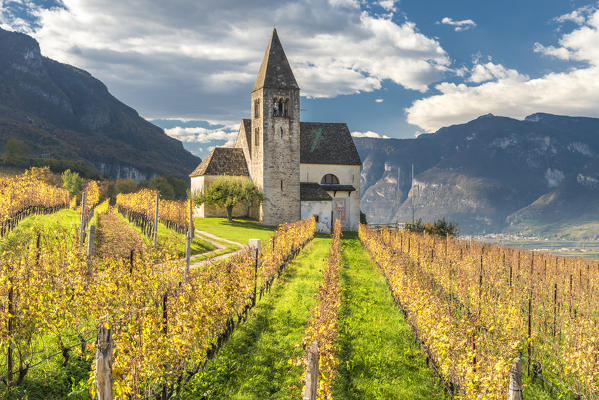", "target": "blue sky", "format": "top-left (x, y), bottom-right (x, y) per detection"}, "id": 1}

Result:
top-left (2, 0), bottom-right (599, 159)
